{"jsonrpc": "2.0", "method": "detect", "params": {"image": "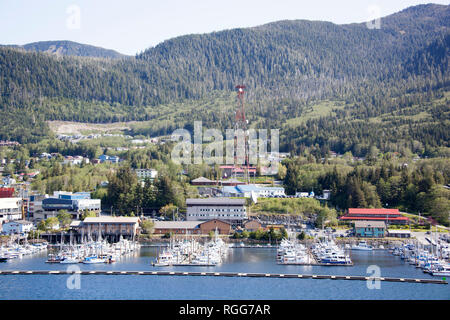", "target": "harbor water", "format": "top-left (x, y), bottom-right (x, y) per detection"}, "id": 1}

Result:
top-left (0, 247), bottom-right (449, 300)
